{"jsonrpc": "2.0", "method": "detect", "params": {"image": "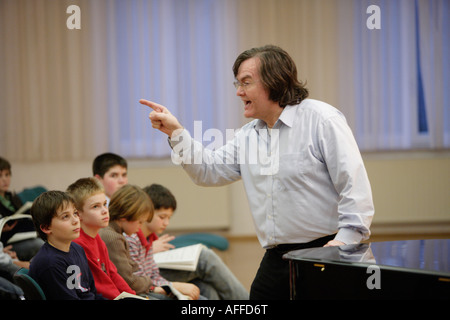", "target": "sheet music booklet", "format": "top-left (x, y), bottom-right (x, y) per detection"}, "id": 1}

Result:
top-left (153, 243), bottom-right (203, 272)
